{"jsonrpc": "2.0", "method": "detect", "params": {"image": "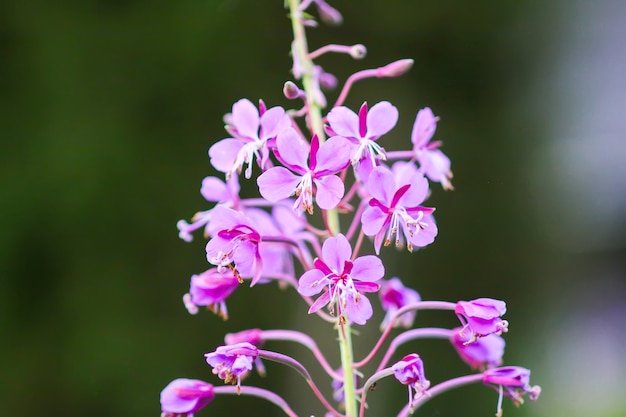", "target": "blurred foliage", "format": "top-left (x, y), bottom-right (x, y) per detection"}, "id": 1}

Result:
top-left (2, 1), bottom-right (623, 417)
